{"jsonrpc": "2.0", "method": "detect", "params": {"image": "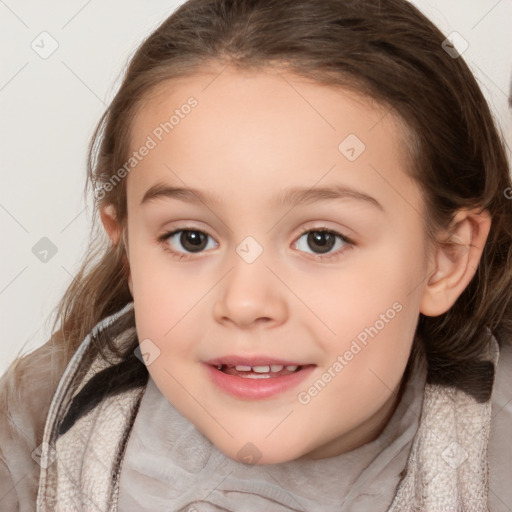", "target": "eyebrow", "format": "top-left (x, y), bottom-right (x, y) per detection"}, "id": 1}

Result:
top-left (141, 182), bottom-right (384, 211)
